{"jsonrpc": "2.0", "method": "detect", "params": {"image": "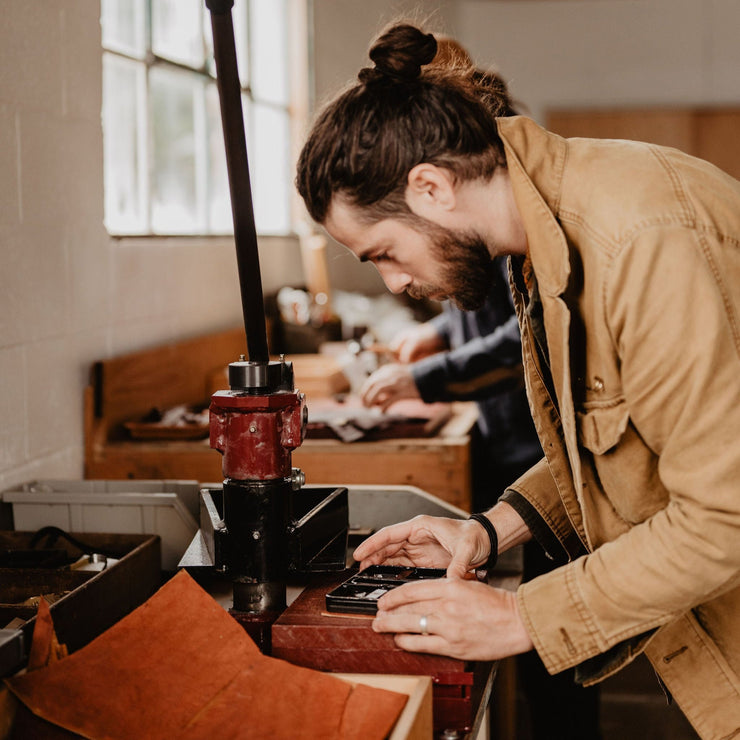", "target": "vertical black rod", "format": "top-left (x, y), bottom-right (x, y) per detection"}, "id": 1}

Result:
top-left (206, 0), bottom-right (269, 363)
